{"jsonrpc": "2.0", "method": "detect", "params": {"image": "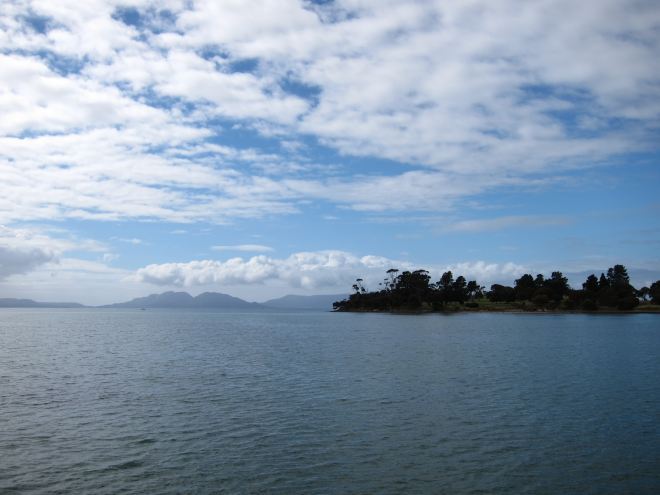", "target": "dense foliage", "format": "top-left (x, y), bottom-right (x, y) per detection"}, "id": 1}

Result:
top-left (333, 264), bottom-right (659, 312)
